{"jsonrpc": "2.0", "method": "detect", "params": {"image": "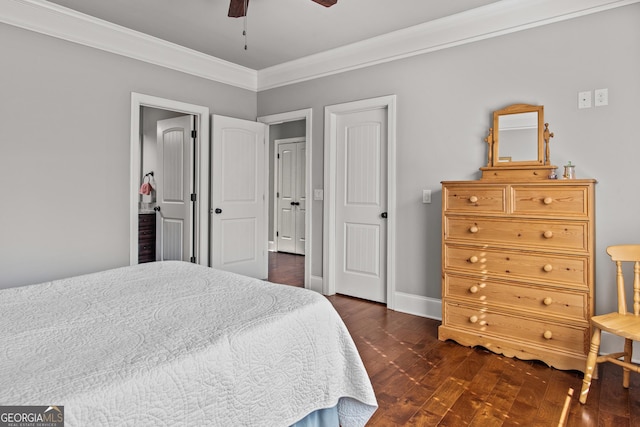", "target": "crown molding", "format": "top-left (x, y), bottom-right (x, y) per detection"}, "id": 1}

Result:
top-left (1, 0), bottom-right (638, 92)
top-left (0, 0), bottom-right (257, 91)
top-left (257, 0), bottom-right (640, 90)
